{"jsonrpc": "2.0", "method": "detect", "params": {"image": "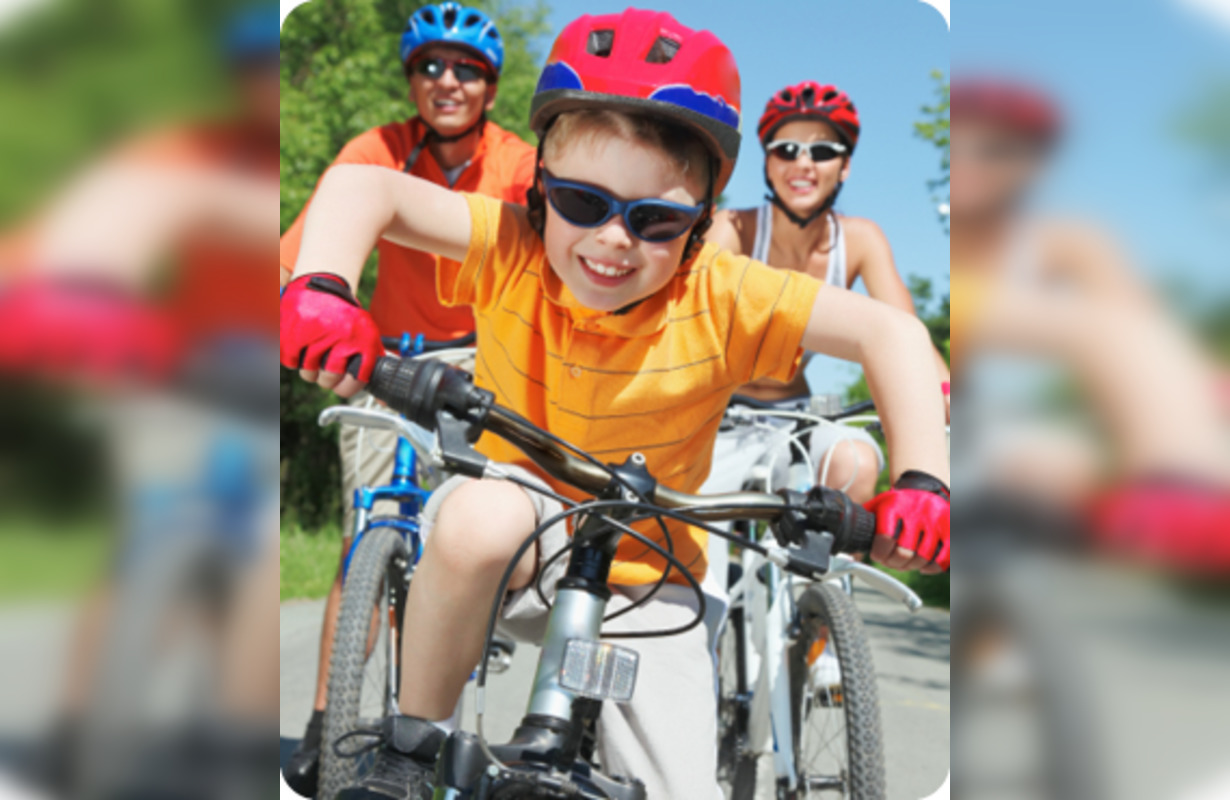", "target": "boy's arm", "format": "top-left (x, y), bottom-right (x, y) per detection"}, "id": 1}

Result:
top-left (801, 288), bottom-right (949, 573)
top-left (290, 164), bottom-right (471, 286)
top-left (280, 129), bottom-right (403, 288)
top-left (282, 165), bottom-right (472, 397)
top-left (801, 288), bottom-right (948, 483)
top-left (849, 218), bottom-right (951, 410)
